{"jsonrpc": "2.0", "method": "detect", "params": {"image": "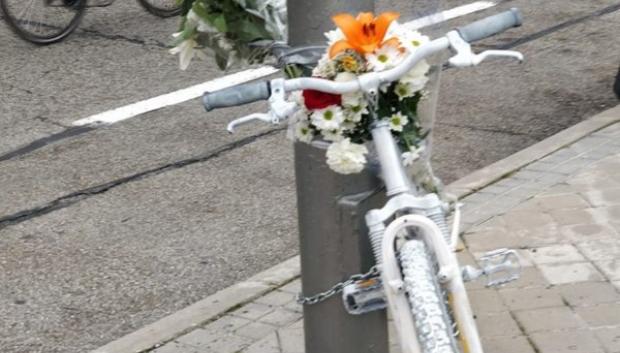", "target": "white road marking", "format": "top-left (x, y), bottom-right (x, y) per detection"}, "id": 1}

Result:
top-left (406, 1), bottom-right (498, 30)
top-left (72, 66), bottom-right (279, 126)
top-left (72, 0), bottom-right (497, 127)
